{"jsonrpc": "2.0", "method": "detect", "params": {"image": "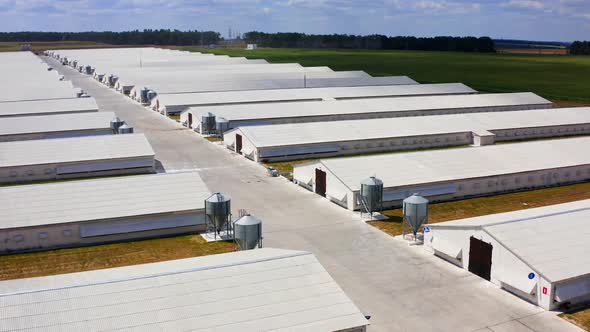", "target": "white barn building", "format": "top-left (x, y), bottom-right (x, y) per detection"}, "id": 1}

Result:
top-left (0, 248), bottom-right (369, 331)
top-left (0, 173), bottom-right (210, 253)
top-left (0, 98), bottom-right (99, 118)
top-left (0, 51), bottom-right (81, 102)
top-left (154, 83), bottom-right (476, 115)
top-left (183, 93), bottom-right (552, 135)
top-left (293, 137), bottom-right (590, 210)
top-left (113, 66), bottom-right (337, 96)
top-left (424, 199), bottom-right (590, 311)
top-left (48, 47), bottom-right (416, 105)
top-left (0, 133), bottom-right (155, 184)
top-left (128, 72), bottom-right (418, 103)
top-left (224, 107), bottom-right (590, 162)
top-left (0, 112), bottom-right (116, 142)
